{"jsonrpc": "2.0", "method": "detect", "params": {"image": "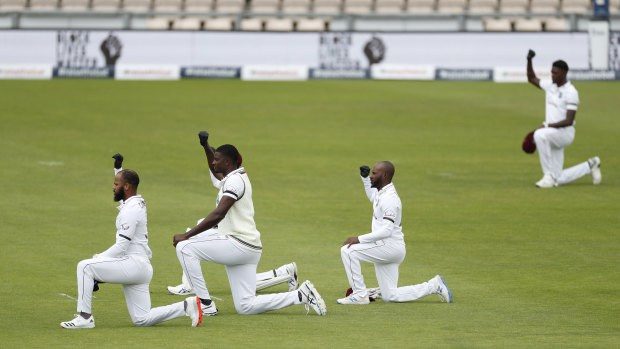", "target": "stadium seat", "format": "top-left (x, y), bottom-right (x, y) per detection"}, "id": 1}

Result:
top-left (543, 16), bottom-right (566, 31)
top-left (60, 0), bottom-right (90, 10)
top-left (281, 0), bottom-right (310, 14)
top-left (29, 0), bottom-right (59, 10)
top-left (343, 0), bottom-right (373, 14)
top-left (249, 0), bottom-right (280, 13)
top-left (498, 0), bottom-right (528, 14)
top-left (173, 16), bottom-right (203, 29)
top-left (185, 0), bottom-right (213, 12)
top-left (312, 0), bottom-right (341, 14)
top-left (91, 0), bottom-right (121, 11)
top-left (374, 0), bottom-right (404, 13)
top-left (214, 0), bottom-right (245, 13)
top-left (468, 0), bottom-right (497, 14)
top-left (436, 0), bottom-right (467, 13)
top-left (153, 0), bottom-right (183, 11)
top-left (514, 16), bottom-right (542, 30)
top-left (123, 0), bottom-right (152, 11)
top-left (264, 17), bottom-right (294, 30)
top-left (296, 17), bottom-right (326, 30)
top-left (240, 17), bottom-right (263, 30)
top-left (483, 16), bottom-right (512, 30)
top-left (204, 16), bottom-right (233, 29)
top-left (0, 0), bottom-right (27, 10)
top-left (560, 0), bottom-right (590, 13)
top-left (147, 16), bottom-right (173, 29)
top-left (406, 0), bottom-right (435, 13)
top-left (529, 0), bottom-right (558, 14)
